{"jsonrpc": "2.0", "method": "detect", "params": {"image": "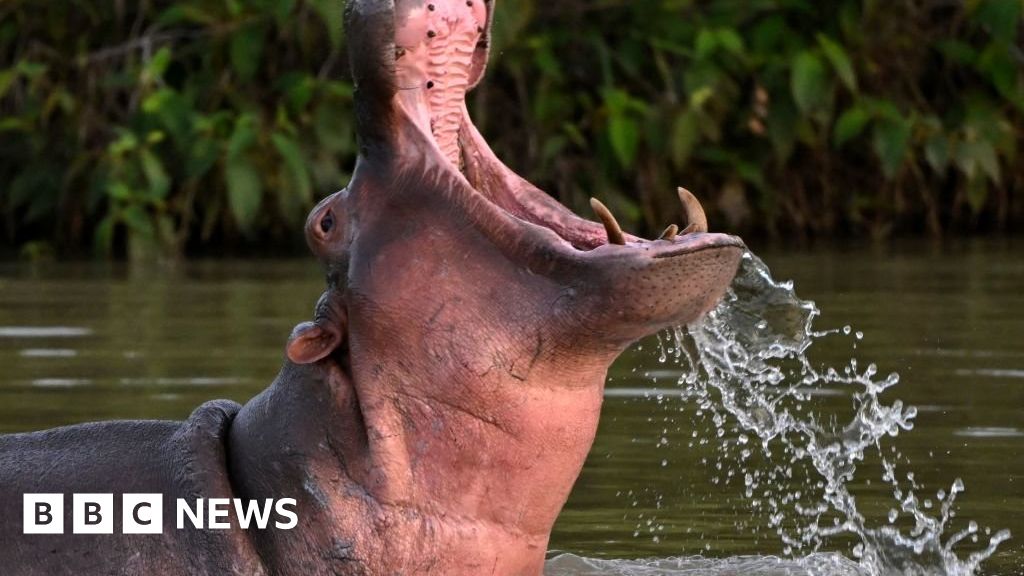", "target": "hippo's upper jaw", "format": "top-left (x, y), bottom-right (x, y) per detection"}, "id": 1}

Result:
top-left (233, 1), bottom-right (746, 574)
